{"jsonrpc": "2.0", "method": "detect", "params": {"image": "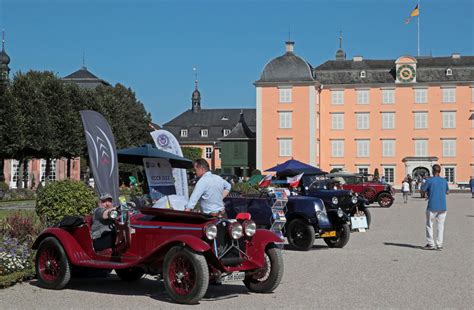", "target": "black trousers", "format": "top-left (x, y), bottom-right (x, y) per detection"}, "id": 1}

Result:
top-left (93, 231), bottom-right (115, 252)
